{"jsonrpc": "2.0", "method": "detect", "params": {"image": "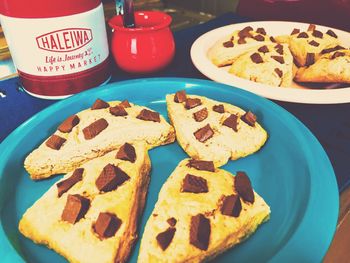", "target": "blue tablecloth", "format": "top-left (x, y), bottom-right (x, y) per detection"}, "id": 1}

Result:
top-left (1, 13), bottom-right (349, 192)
